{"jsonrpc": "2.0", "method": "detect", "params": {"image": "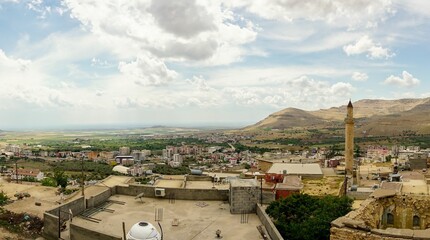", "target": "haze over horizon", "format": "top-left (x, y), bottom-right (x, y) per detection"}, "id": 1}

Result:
top-left (1, 0), bottom-right (429, 129)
